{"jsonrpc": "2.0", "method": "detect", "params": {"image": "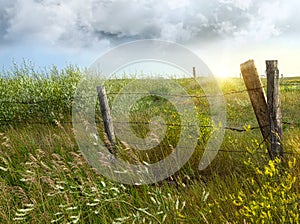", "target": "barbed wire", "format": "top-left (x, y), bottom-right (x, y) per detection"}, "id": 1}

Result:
top-left (0, 85), bottom-right (267, 105)
top-left (0, 84), bottom-right (299, 133)
top-left (1, 118), bottom-right (299, 130)
top-left (0, 120), bottom-right (298, 156)
top-left (1, 81), bottom-right (300, 105)
top-left (0, 97), bottom-right (75, 105)
top-left (0, 81), bottom-right (299, 157)
top-left (112, 121), bottom-right (266, 132)
top-left (107, 138), bottom-right (299, 156)
top-left (103, 86), bottom-right (264, 99)
top-left (279, 82), bottom-right (300, 86)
